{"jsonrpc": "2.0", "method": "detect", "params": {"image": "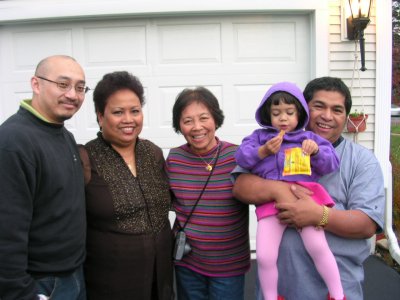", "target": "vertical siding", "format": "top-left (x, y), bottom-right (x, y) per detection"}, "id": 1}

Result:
top-left (329, 0), bottom-right (376, 149)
